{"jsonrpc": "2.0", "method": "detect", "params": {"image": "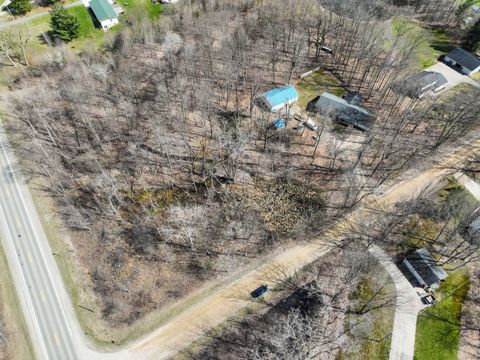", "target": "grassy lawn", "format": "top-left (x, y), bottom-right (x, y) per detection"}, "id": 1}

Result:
top-left (391, 18), bottom-right (452, 70)
top-left (5, 0), bottom-right (165, 62)
top-left (338, 275), bottom-right (395, 360)
top-left (119, 0), bottom-right (163, 19)
top-left (295, 70), bottom-right (346, 110)
top-left (69, 6), bottom-right (103, 39)
top-left (414, 269), bottom-right (470, 360)
top-left (7, 5), bottom-right (110, 62)
top-left (471, 72), bottom-right (480, 82)
top-left (0, 241), bottom-right (34, 360)
top-left (438, 178), bottom-right (480, 223)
